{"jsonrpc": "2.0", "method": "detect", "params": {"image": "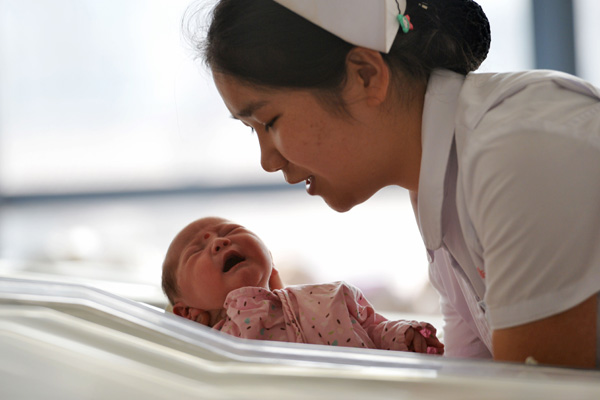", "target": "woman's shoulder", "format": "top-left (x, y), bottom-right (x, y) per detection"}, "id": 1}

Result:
top-left (464, 69), bottom-right (593, 93)
top-left (458, 69), bottom-right (600, 131)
